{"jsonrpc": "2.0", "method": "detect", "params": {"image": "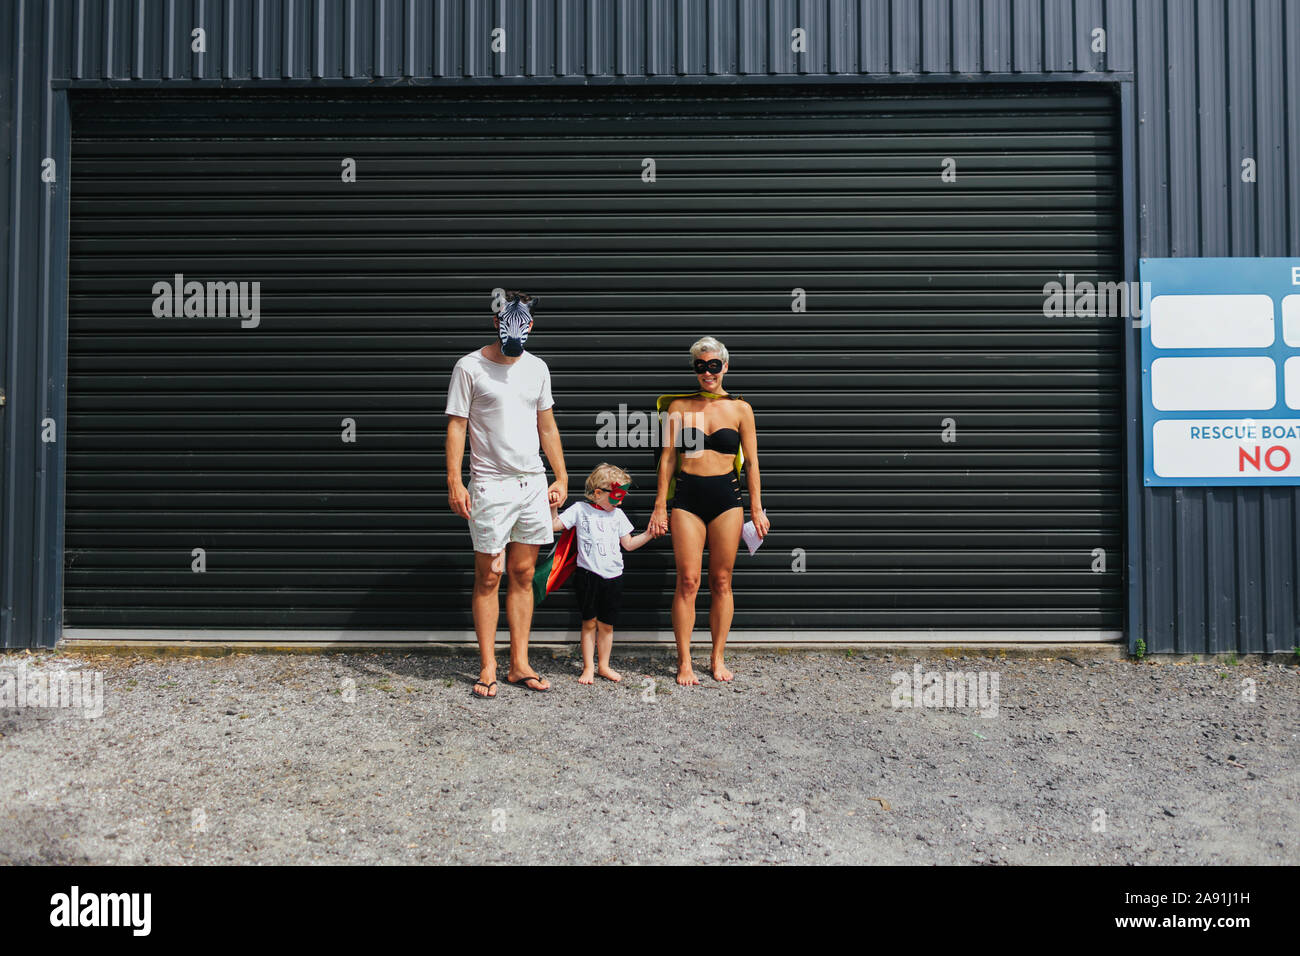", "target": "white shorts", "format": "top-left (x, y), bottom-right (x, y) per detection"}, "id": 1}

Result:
top-left (468, 472), bottom-right (554, 554)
